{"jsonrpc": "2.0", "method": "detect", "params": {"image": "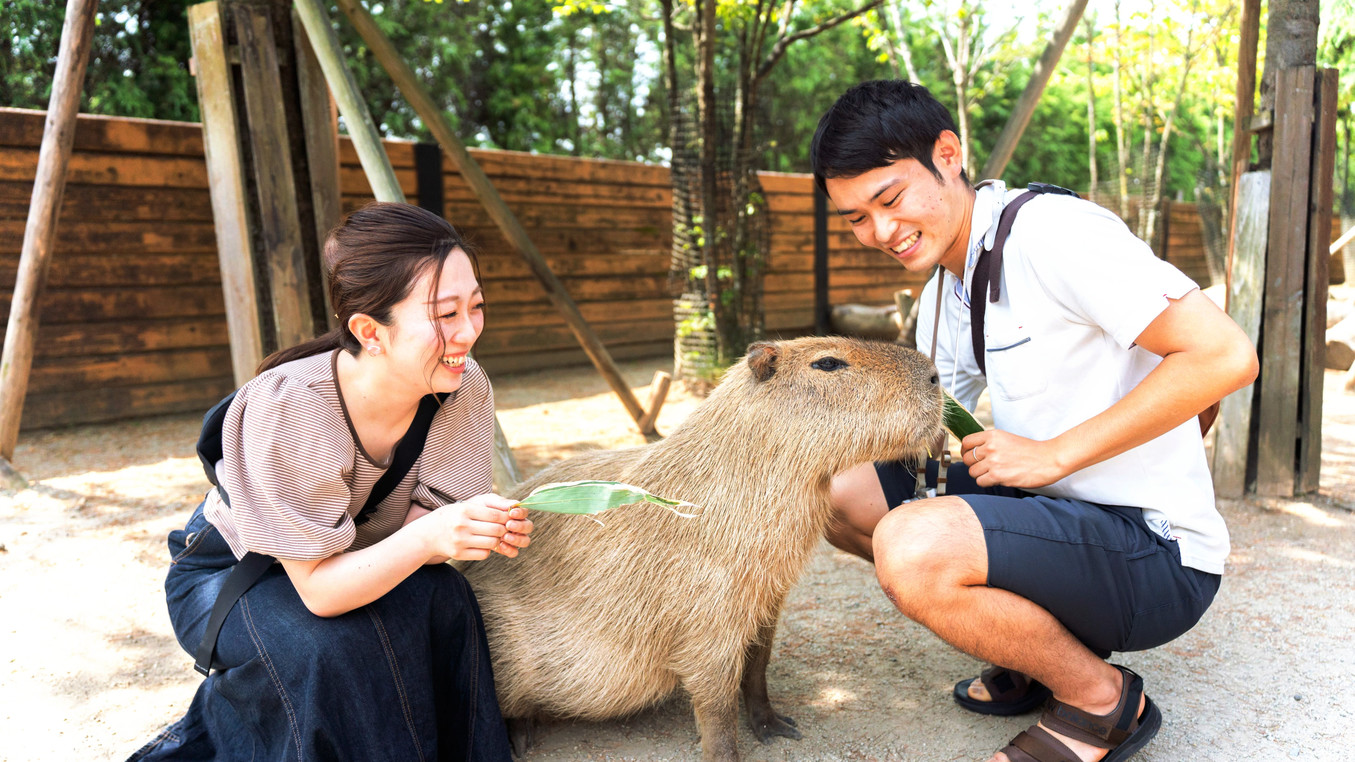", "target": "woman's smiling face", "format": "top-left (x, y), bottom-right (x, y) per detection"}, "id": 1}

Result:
top-left (384, 248), bottom-right (485, 395)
